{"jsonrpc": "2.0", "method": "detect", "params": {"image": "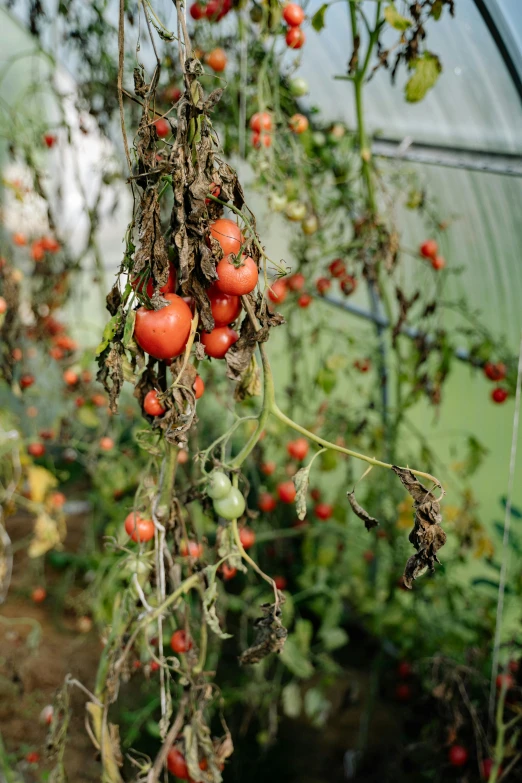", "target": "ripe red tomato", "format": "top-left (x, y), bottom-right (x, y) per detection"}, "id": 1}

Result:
top-left (31, 240), bottom-right (45, 262)
top-left (12, 232), bottom-right (26, 246)
top-left (0, 296), bottom-right (6, 314)
top-left (283, 3), bottom-right (305, 26)
top-left (289, 114), bottom-right (308, 134)
top-left (144, 389), bottom-right (166, 416)
top-left (171, 629), bottom-right (193, 653)
top-left (222, 563), bottom-right (237, 581)
top-left (210, 218), bottom-right (244, 256)
top-left (261, 461), bottom-right (276, 476)
top-left (259, 492), bottom-right (277, 513)
top-left (28, 443), bottom-right (45, 457)
top-left (484, 362), bottom-right (506, 382)
top-left (100, 436), bottom-right (114, 451)
top-left (207, 47), bottom-right (227, 72)
top-left (205, 181), bottom-right (221, 205)
top-left (298, 293), bottom-right (312, 308)
top-left (314, 502), bottom-right (333, 521)
top-left (154, 118), bottom-right (170, 138)
top-left (20, 373), bottom-right (35, 389)
top-left (496, 673), bottom-right (514, 690)
top-left (397, 661), bottom-right (412, 678)
top-left (251, 130), bottom-right (272, 148)
top-left (268, 278), bottom-right (288, 304)
top-left (448, 745), bottom-right (468, 767)
top-left (286, 26), bottom-right (305, 48)
top-left (201, 326), bottom-right (238, 359)
top-left (91, 393), bottom-right (107, 407)
top-left (277, 481), bottom-right (296, 504)
top-left (193, 375), bottom-right (205, 399)
top-left (274, 575), bottom-right (287, 590)
top-left (190, 2), bottom-right (204, 19)
top-left (310, 488), bottom-right (321, 502)
top-left (124, 512), bottom-right (155, 543)
top-left (482, 759), bottom-right (502, 778)
top-left (132, 262), bottom-right (177, 298)
top-left (167, 748), bottom-right (189, 779)
top-left (205, 0), bottom-right (220, 17)
top-left (41, 236), bottom-right (60, 252)
top-left (32, 586), bottom-right (46, 603)
top-left (431, 255), bottom-right (446, 270)
top-left (44, 133), bottom-right (57, 148)
top-left (239, 526), bottom-right (256, 549)
top-left (287, 273), bottom-right (305, 292)
top-left (26, 751), bottom-right (41, 764)
top-left (328, 259), bottom-right (346, 278)
top-left (215, 255), bottom-right (258, 296)
top-left (134, 294), bottom-right (192, 360)
top-left (287, 438), bottom-right (308, 461)
top-left (250, 112), bottom-right (272, 132)
top-left (340, 275), bottom-right (357, 295)
top-left (420, 239), bottom-right (438, 259)
top-left (54, 334), bottom-right (78, 351)
top-left (51, 491), bottom-right (66, 508)
top-left (180, 540), bottom-right (204, 558)
top-left (395, 683), bottom-right (411, 702)
top-left (508, 658), bottom-right (520, 673)
top-left (75, 396), bottom-right (85, 408)
top-left (150, 661), bottom-right (160, 672)
top-left (63, 368), bottom-right (79, 386)
top-left (492, 388), bottom-right (508, 404)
